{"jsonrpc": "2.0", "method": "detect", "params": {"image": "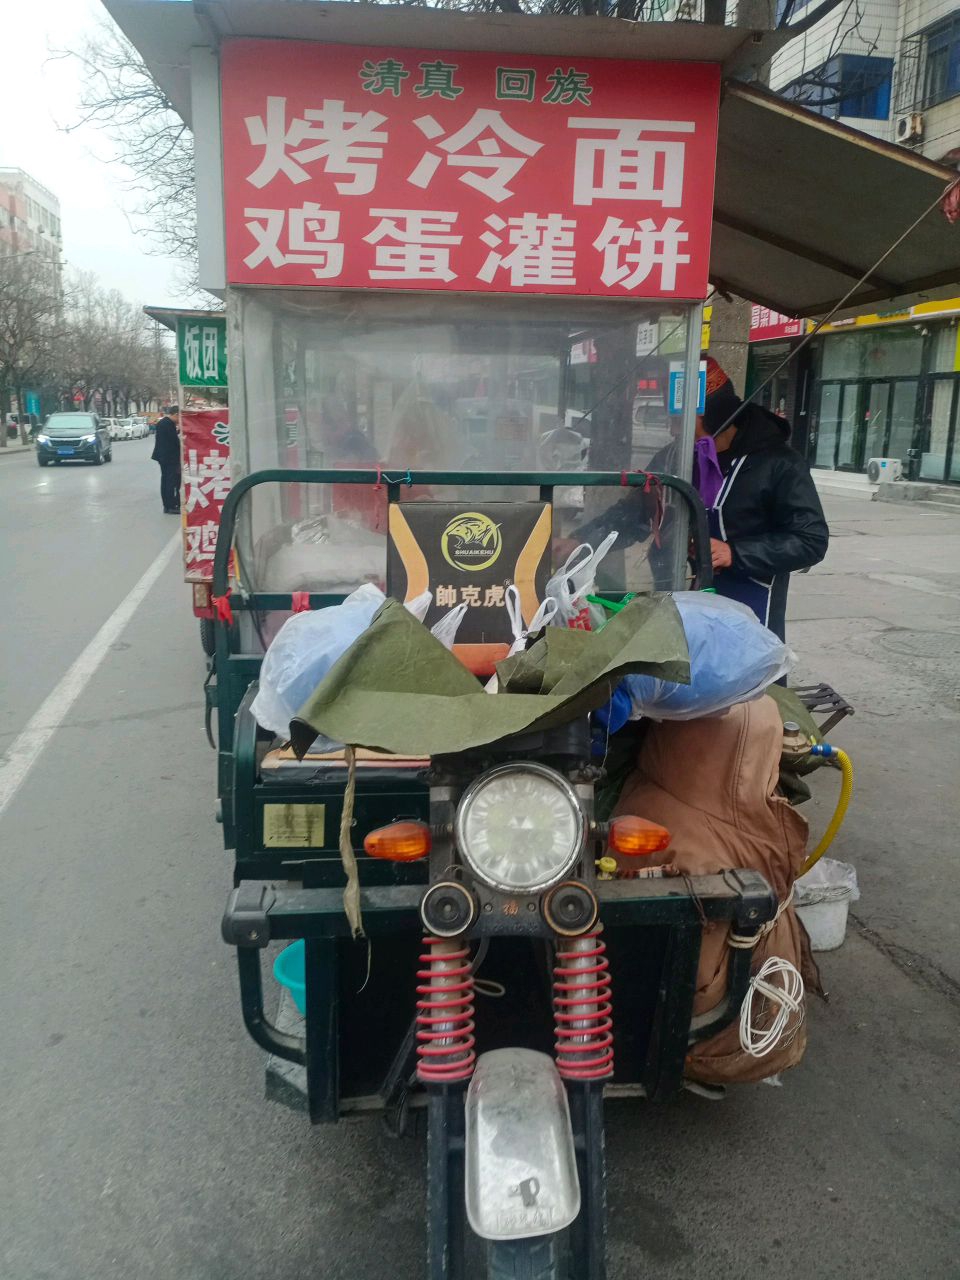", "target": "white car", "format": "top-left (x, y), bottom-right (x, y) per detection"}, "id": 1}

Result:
top-left (119, 417), bottom-right (140, 440)
top-left (102, 418), bottom-right (124, 441)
